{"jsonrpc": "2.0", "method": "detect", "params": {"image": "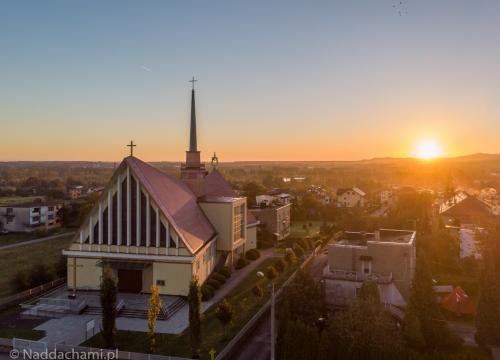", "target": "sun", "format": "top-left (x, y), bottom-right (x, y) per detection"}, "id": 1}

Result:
top-left (414, 140), bottom-right (443, 160)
